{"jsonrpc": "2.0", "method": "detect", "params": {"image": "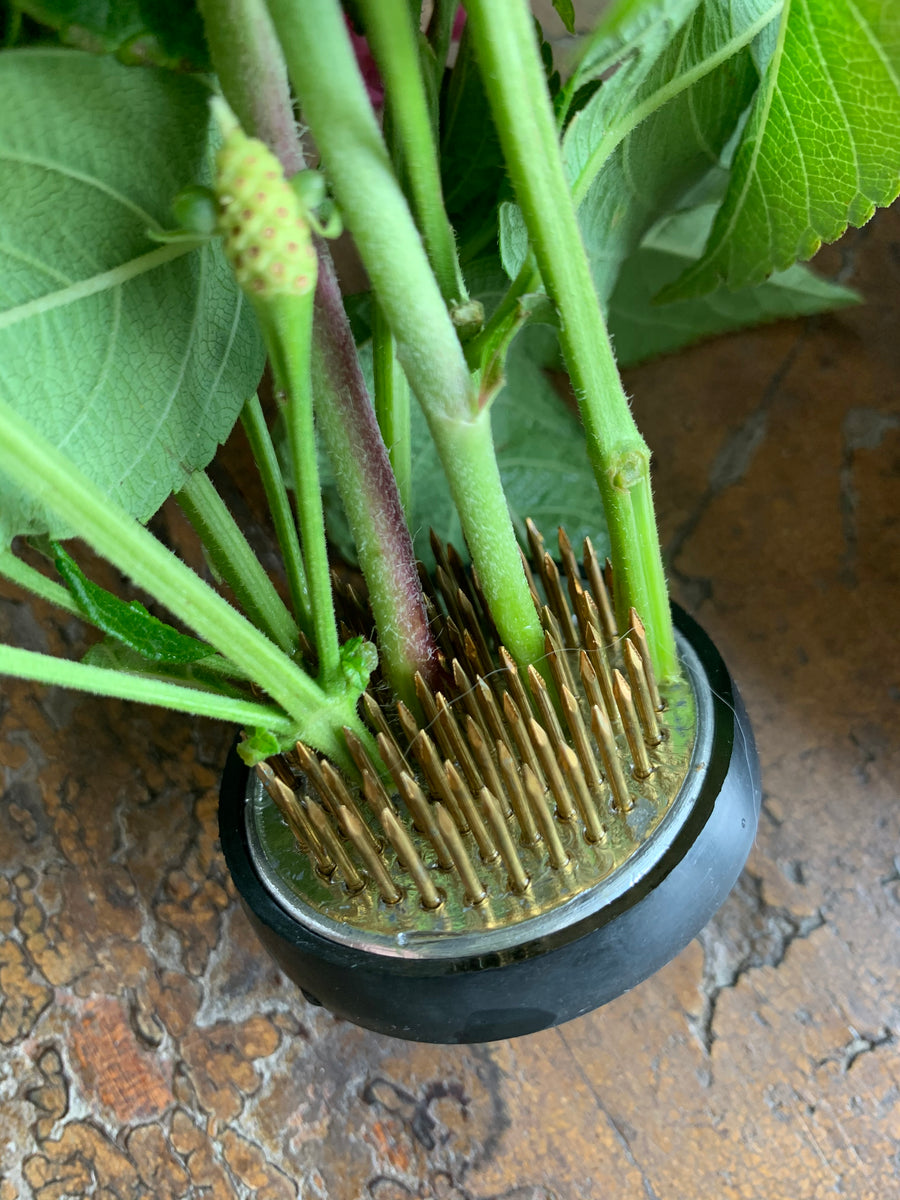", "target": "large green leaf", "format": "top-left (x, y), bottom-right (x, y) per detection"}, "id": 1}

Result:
top-left (501, 0), bottom-right (781, 300)
top-left (662, 0), bottom-right (900, 299)
top-left (0, 50), bottom-right (264, 542)
top-left (607, 204), bottom-right (859, 366)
